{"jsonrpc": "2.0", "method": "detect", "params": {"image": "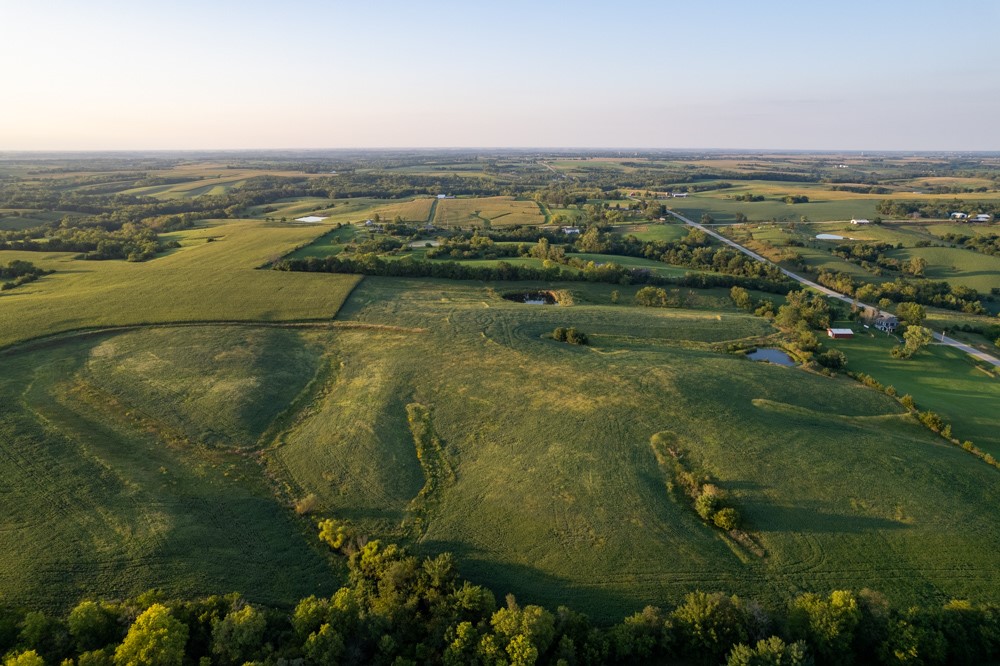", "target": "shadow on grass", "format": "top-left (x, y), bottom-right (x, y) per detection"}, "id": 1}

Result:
top-left (747, 502), bottom-right (907, 534)
top-left (415, 539), bottom-right (649, 622)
